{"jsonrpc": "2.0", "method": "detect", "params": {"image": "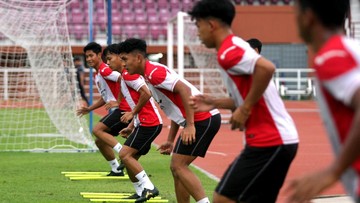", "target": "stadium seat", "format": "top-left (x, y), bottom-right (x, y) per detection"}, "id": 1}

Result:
top-left (258, 0), bottom-right (267, 4)
top-left (135, 12), bottom-right (148, 24)
top-left (144, 0), bottom-right (157, 10)
top-left (149, 24), bottom-right (167, 40)
top-left (182, 0), bottom-right (194, 11)
top-left (136, 24), bottom-right (149, 39)
top-left (233, 0), bottom-right (242, 4)
top-left (71, 12), bottom-right (85, 24)
top-left (282, 0), bottom-right (291, 4)
top-left (69, 24), bottom-right (88, 40)
top-left (169, 0), bottom-right (182, 11)
top-left (157, 0), bottom-right (169, 9)
top-left (245, 0), bottom-right (255, 5)
top-left (133, 0), bottom-right (144, 9)
top-left (119, 0), bottom-right (132, 10)
top-left (270, 0), bottom-right (280, 4)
